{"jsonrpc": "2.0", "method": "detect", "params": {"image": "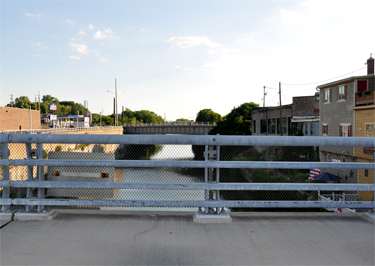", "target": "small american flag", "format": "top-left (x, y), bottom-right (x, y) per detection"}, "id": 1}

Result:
top-left (309, 169), bottom-right (321, 180)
